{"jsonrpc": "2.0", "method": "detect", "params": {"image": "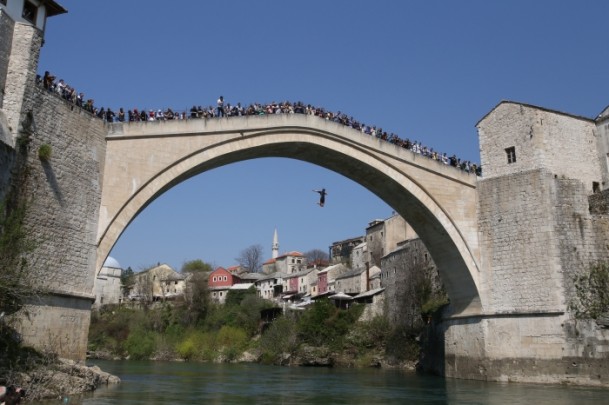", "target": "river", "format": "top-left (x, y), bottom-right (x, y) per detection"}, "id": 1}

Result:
top-left (30, 360), bottom-right (608, 405)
